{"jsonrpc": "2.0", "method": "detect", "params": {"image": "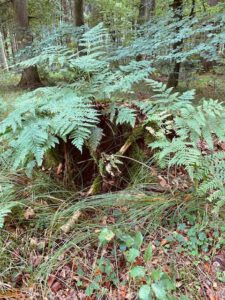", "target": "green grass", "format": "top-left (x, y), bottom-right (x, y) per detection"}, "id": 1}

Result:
top-left (0, 166), bottom-right (224, 299)
top-left (0, 71), bottom-right (24, 115)
top-left (179, 73), bottom-right (225, 102)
